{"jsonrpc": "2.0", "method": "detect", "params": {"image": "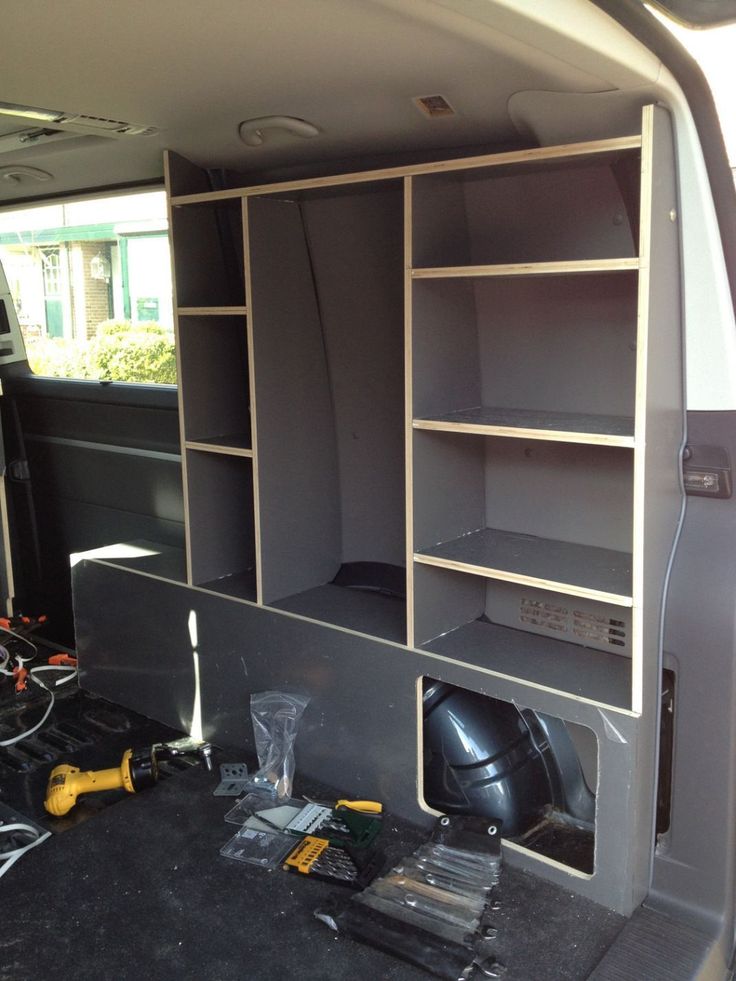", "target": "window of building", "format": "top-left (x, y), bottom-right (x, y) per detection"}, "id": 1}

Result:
top-left (0, 189), bottom-right (175, 384)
